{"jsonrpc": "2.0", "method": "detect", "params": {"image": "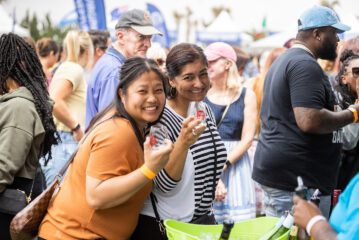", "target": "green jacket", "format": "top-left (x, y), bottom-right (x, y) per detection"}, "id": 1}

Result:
top-left (0, 87), bottom-right (45, 192)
